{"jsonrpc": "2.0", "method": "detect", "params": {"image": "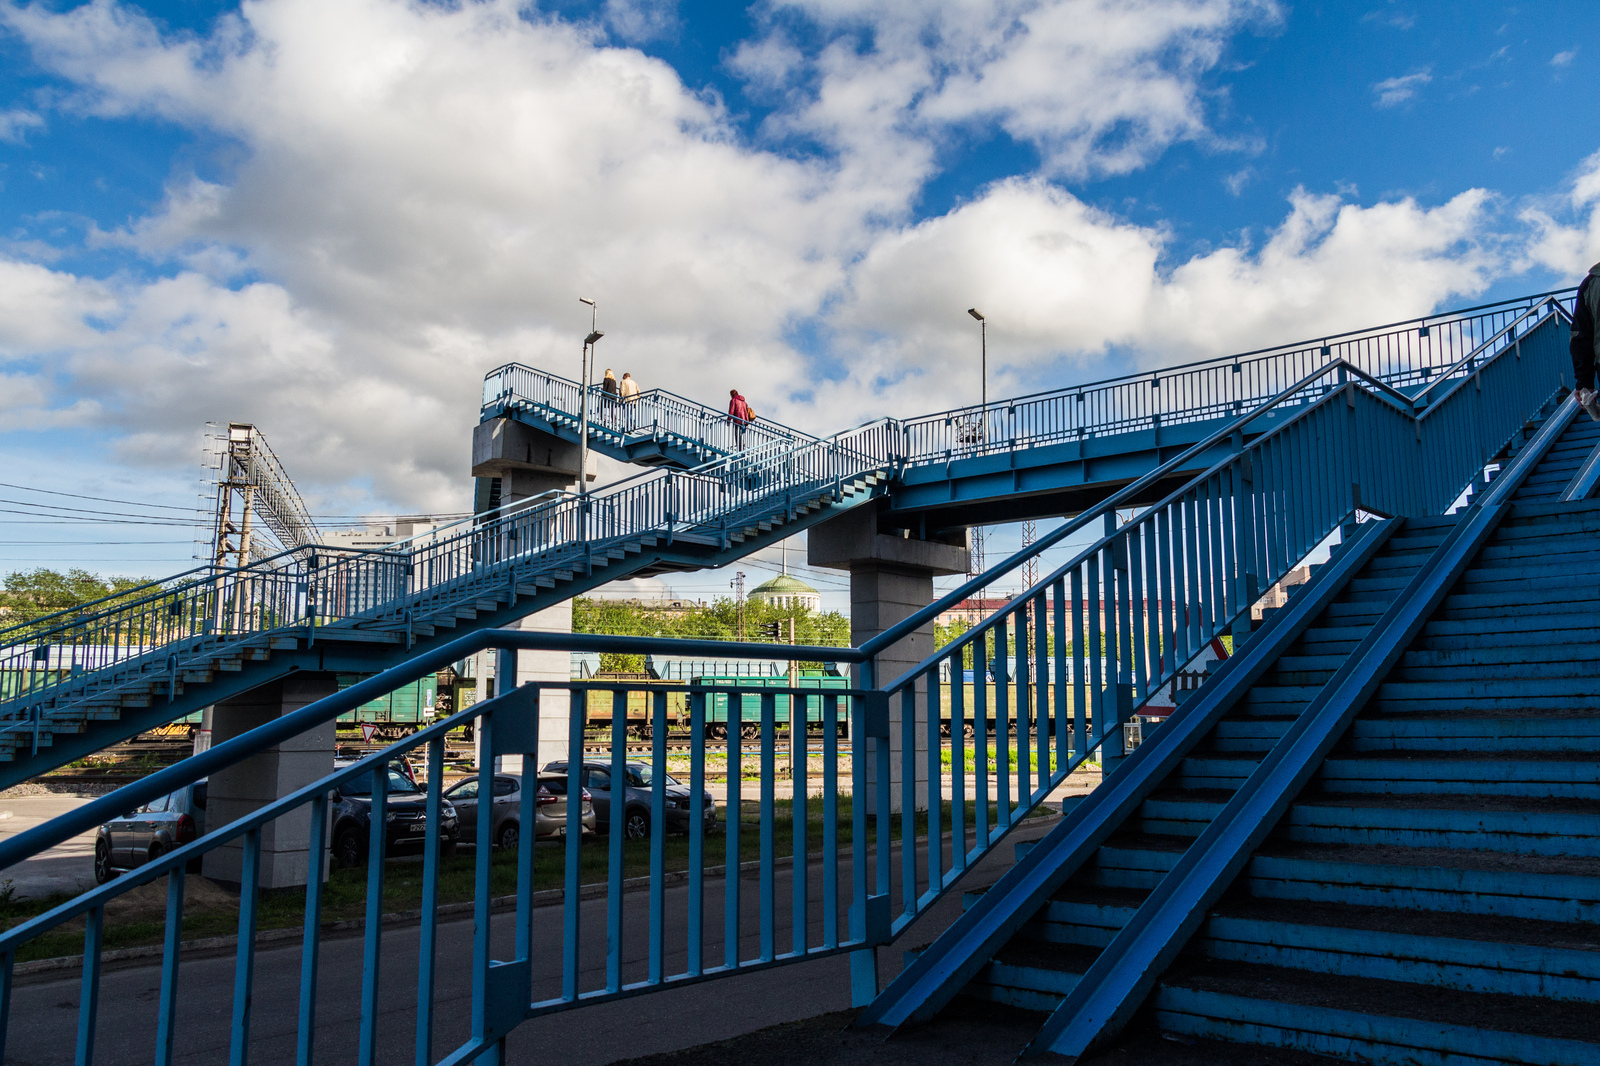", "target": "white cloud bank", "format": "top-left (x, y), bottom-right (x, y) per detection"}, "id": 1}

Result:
top-left (0, 0), bottom-right (1589, 516)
